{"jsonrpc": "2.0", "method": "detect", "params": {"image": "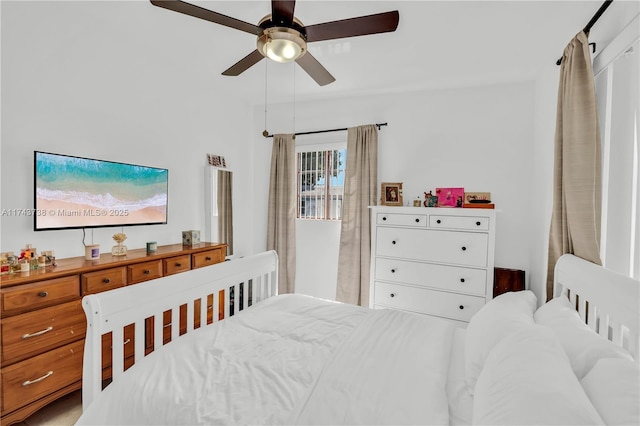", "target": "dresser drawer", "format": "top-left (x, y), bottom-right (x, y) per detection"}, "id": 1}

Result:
top-left (374, 282), bottom-right (485, 322)
top-left (1, 339), bottom-right (83, 414)
top-left (376, 227), bottom-right (489, 267)
top-left (81, 267), bottom-right (127, 295)
top-left (429, 215), bottom-right (490, 231)
top-left (375, 258), bottom-right (487, 296)
top-left (376, 213), bottom-right (428, 228)
top-left (1, 300), bottom-right (86, 366)
top-left (1, 275), bottom-right (80, 317)
top-left (163, 254), bottom-right (192, 276)
top-left (192, 249), bottom-right (224, 269)
top-left (127, 260), bottom-right (163, 284)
